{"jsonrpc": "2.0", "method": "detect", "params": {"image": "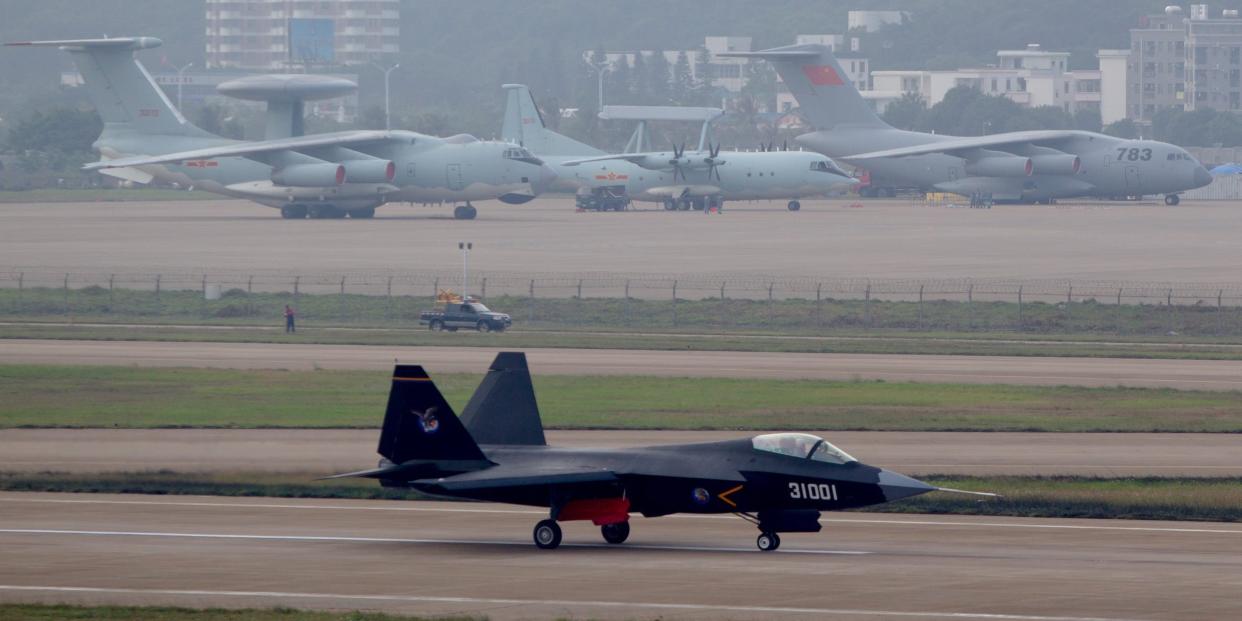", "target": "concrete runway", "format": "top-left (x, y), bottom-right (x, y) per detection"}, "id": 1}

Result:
top-left (7, 338), bottom-right (1242, 390)
top-left (4, 428), bottom-right (1242, 477)
top-left (4, 197), bottom-right (1242, 282)
top-left (2, 492), bottom-right (1240, 620)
